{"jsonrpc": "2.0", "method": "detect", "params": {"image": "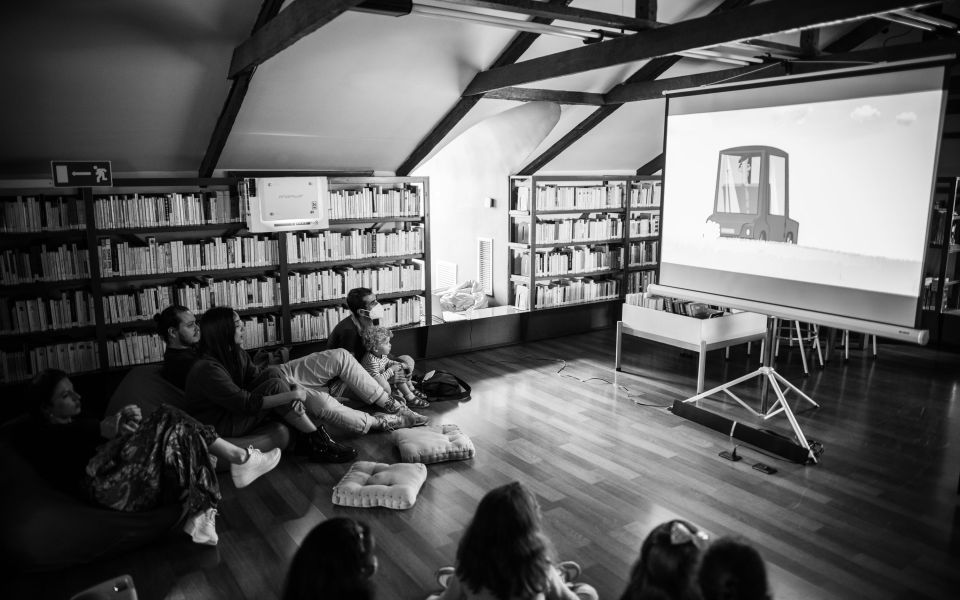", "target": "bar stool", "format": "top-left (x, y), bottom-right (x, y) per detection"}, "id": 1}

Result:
top-left (841, 330), bottom-right (878, 362)
top-left (774, 319), bottom-right (823, 375)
